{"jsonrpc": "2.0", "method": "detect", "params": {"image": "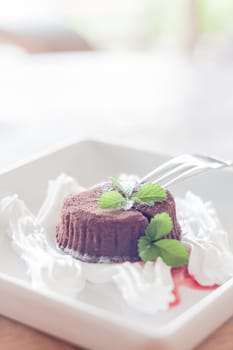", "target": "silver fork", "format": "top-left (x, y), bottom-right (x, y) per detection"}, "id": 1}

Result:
top-left (140, 154), bottom-right (233, 188)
